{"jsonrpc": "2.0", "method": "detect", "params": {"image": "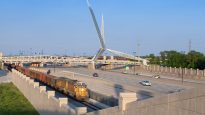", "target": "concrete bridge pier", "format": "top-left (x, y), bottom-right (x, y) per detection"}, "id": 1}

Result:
top-left (110, 56), bottom-right (114, 60)
top-left (40, 62), bottom-right (44, 67)
top-left (88, 61), bottom-right (95, 70)
top-left (103, 56), bottom-right (107, 60)
top-left (108, 64), bottom-right (114, 70)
